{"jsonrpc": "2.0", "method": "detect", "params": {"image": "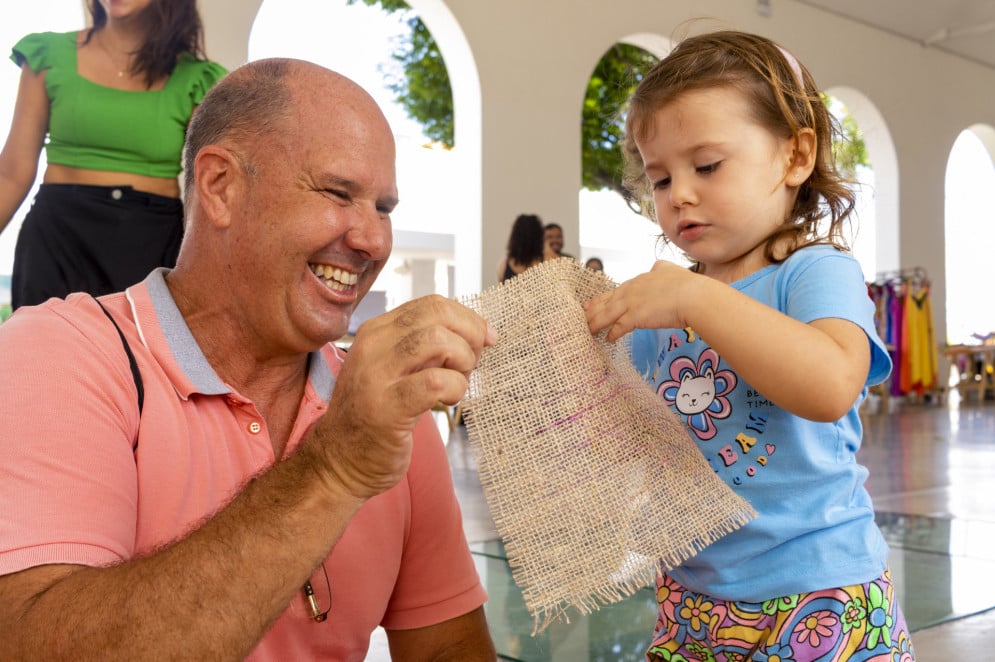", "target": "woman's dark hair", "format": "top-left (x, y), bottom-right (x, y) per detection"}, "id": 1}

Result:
top-left (86, 0), bottom-right (207, 88)
top-left (622, 30), bottom-right (856, 266)
top-left (507, 214), bottom-right (546, 265)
